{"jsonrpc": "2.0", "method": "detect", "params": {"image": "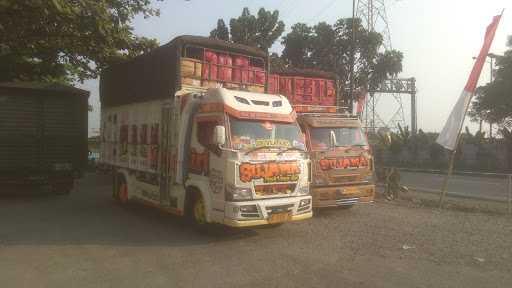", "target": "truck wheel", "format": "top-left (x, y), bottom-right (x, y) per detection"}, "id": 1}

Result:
top-left (118, 182), bottom-right (129, 204)
top-left (191, 193), bottom-right (207, 225)
top-left (114, 174), bottom-right (128, 204)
